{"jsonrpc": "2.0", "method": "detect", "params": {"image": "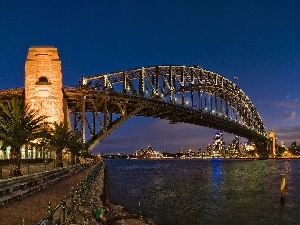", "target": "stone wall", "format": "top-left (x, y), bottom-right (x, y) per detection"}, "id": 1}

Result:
top-left (78, 162), bottom-right (155, 225)
top-left (25, 46), bottom-right (64, 125)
